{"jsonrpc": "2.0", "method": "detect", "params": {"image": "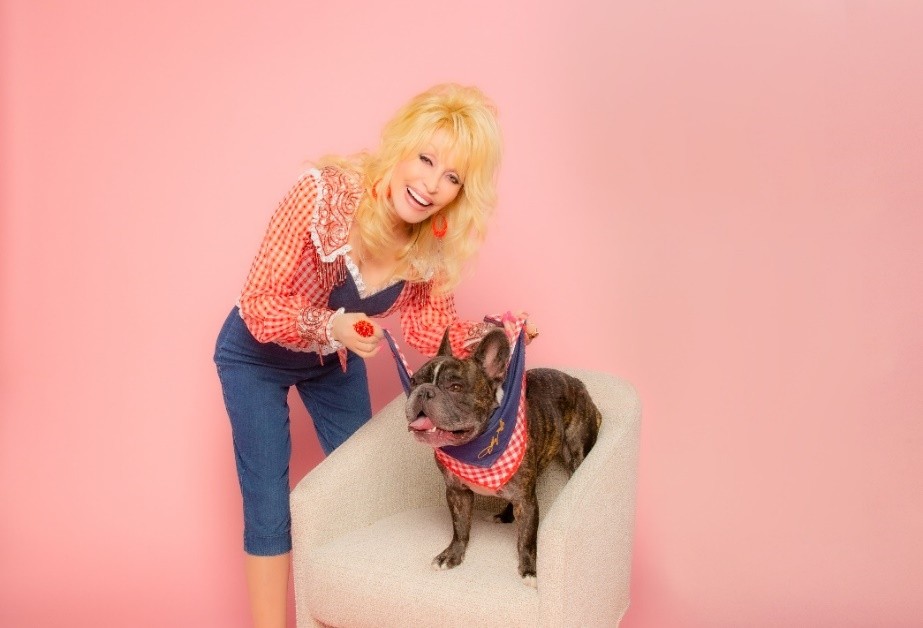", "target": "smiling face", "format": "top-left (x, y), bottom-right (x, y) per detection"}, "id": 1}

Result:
top-left (388, 130), bottom-right (466, 226)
